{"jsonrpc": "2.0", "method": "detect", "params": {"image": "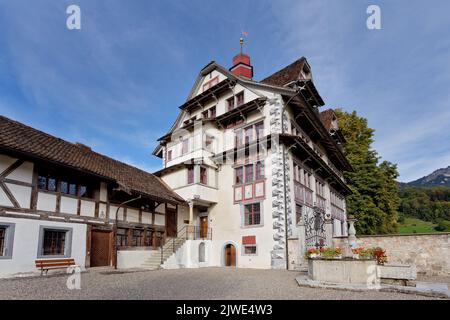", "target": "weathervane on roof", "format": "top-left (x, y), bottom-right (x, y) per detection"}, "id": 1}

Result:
top-left (240, 31), bottom-right (248, 55)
